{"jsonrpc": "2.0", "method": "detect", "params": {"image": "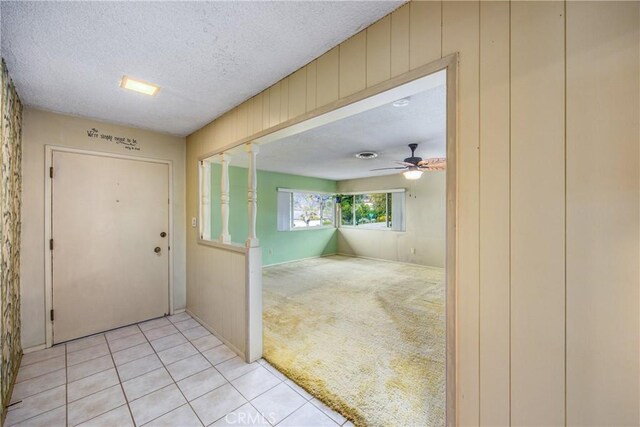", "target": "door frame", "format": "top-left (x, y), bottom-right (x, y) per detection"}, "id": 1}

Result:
top-left (44, 145), bottom-right (175, 347)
